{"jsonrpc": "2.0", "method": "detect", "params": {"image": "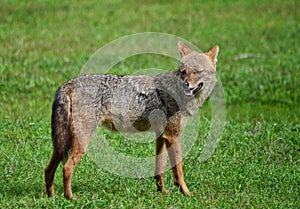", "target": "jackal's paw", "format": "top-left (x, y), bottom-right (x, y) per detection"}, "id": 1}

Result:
top-left (162, 189), bottom-right (171, 194)
top-left (47, 193), bottom-right (58, 199)
top-left (64, 194), bottom-right (75, 200)
top-left (186, 191), bottom-right (197, 196)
